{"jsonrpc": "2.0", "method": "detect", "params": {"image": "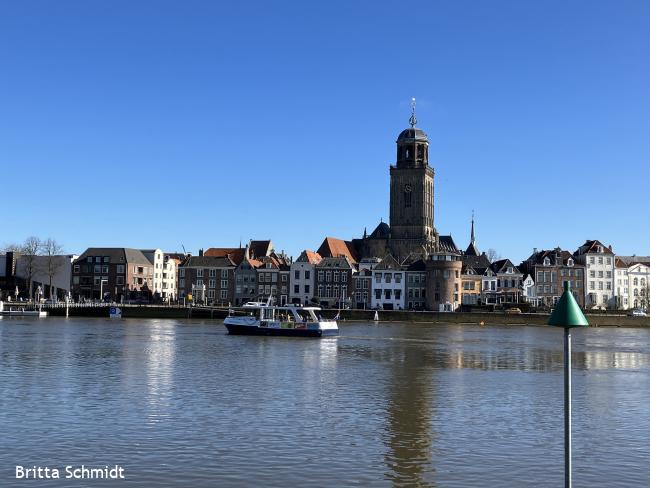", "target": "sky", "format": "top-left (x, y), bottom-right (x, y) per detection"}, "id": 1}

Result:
top-left (1, 1), bottom-right (649, 263)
